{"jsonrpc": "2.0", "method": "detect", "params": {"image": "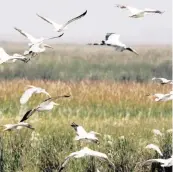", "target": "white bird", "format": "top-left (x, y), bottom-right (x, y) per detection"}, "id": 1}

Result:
top-left (71, 122), bottom-right (100, 144)
top-left (14, 27), bottom-right (64, 46)
top-left (2, 122), bottom-right (34, 131)
top-left (146, 91), bottom-right (173, 102)
top-left (143, 156), bottom-right (173, 167)
top-left (37, 10), bottom-right (87, 32)
top-left (152, 77), bottom-right (173, 85)
top-left (145, 144), bottom-right (163, 156)
top-left (115, 4), bottom-right (164, 18)
top-left (20, 95), bottom-right (70, 122)
top-left (58, 147), bottom-right (115, 172)
top-left (90, 33), bottom-right (138, 55)
top-left (0, 47), bottom-right (28, 64)
top-left (23, 41), bottom-right (58, 62)
top-left (20, 85), bottom-right (50, 105)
